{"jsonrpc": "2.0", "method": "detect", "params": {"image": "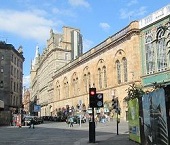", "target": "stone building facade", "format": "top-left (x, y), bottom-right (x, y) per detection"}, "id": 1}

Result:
top-left (30, 26), bottom-right (83, 116)
top-left (22, 88), bottom-right (30, 114)
top-left (30, 21), bottom-right (142, 120)
top-left (0, 42), bottom-right (24, 113)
